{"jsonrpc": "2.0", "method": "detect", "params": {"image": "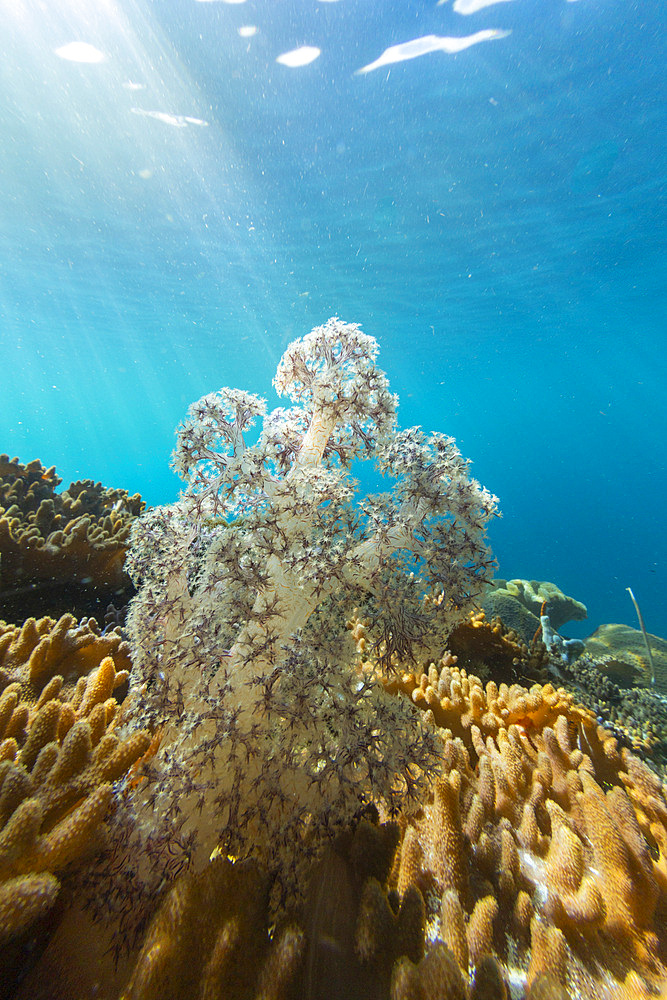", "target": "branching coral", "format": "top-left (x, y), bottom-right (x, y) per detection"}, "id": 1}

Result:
top-left (385, 657), bottom-right (667, 998)
top-left (0, 646), bottom-right (150, 949)
top-left (0, 613), bottom-right (132, 698)
top-left (114, 318), bottom-right (497, 937)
